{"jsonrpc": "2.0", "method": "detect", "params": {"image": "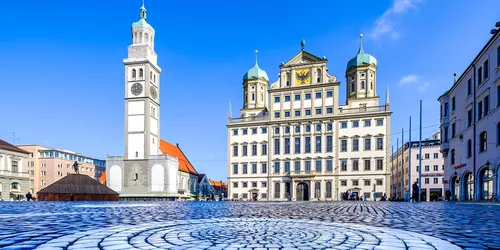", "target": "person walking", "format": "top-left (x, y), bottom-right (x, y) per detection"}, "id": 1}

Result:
top-left (446, 189), bottom-right (451, 201)
top-left (412, 182), bottom-right (419, 202)
top-left (25, 192), bottom-right (32, 201)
